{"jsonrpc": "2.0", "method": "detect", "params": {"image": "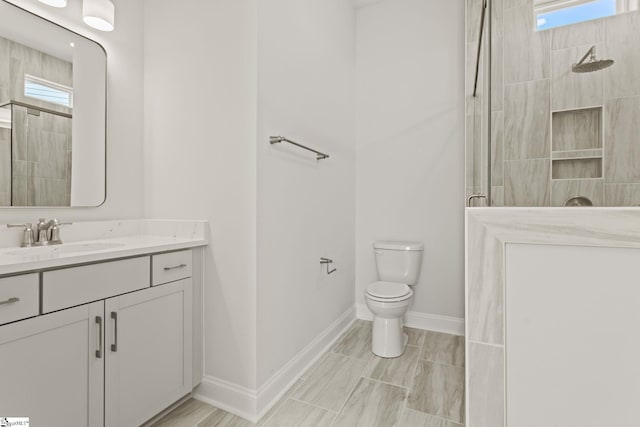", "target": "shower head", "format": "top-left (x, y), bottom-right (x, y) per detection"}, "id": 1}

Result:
top-left (572, 45), bottom-right (614, 73)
